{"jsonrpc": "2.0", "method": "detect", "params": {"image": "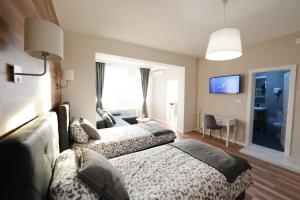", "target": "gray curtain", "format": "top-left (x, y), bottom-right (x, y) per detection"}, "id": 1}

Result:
top-left (96, 62), bottom-right (105, 109)
top-left (140, 68), bottom-right (150, 117)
